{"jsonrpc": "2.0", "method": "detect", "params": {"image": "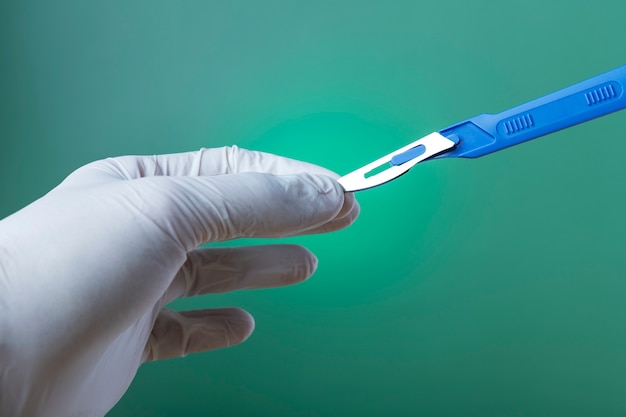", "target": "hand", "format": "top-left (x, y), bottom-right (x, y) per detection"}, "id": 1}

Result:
top-left (0, 146), bottom-right (359, 417)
